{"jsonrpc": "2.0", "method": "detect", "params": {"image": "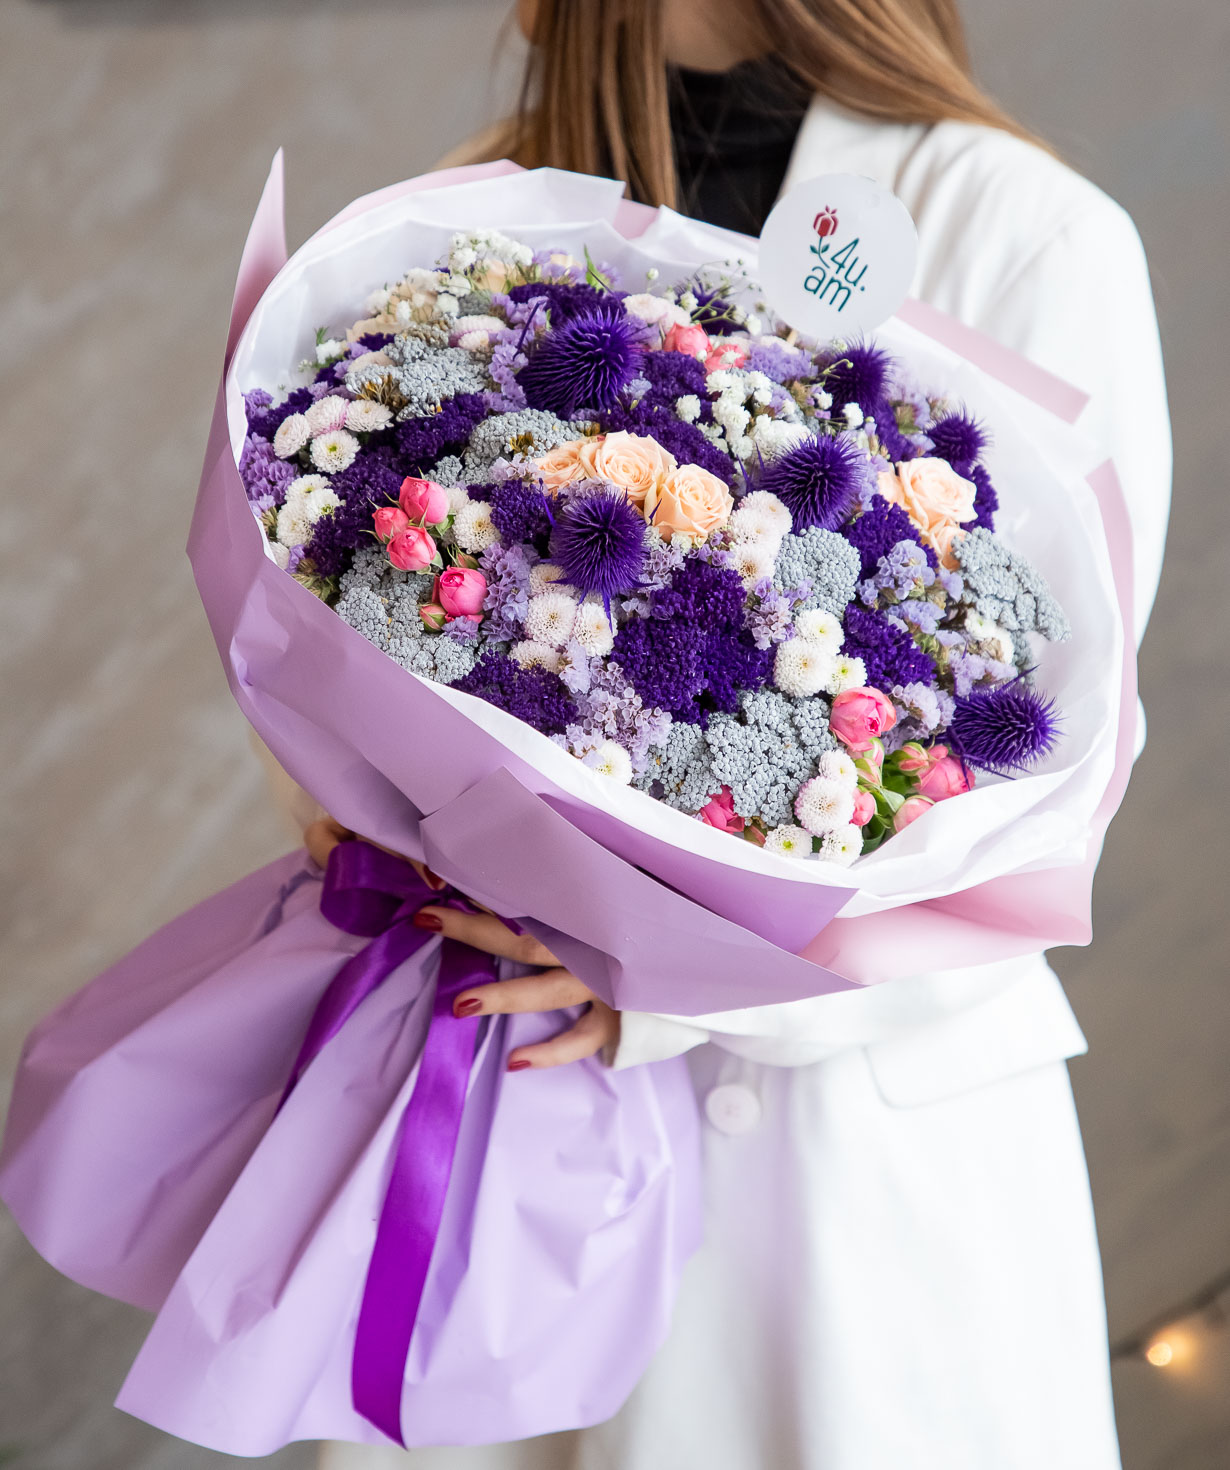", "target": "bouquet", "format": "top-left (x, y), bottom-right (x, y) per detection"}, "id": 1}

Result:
top-left (0, 160), bottom-right (1137, 1457)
